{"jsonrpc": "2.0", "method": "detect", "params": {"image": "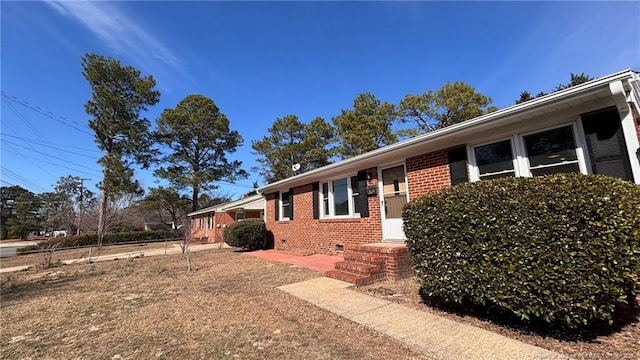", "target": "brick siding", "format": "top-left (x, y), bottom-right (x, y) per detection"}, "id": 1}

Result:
top-left (406, 149), bottom-right (453, 201)
top-left (266, 167), bottom-right (384, 255)
top-left (267, 149), bottom-right (457, 255)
